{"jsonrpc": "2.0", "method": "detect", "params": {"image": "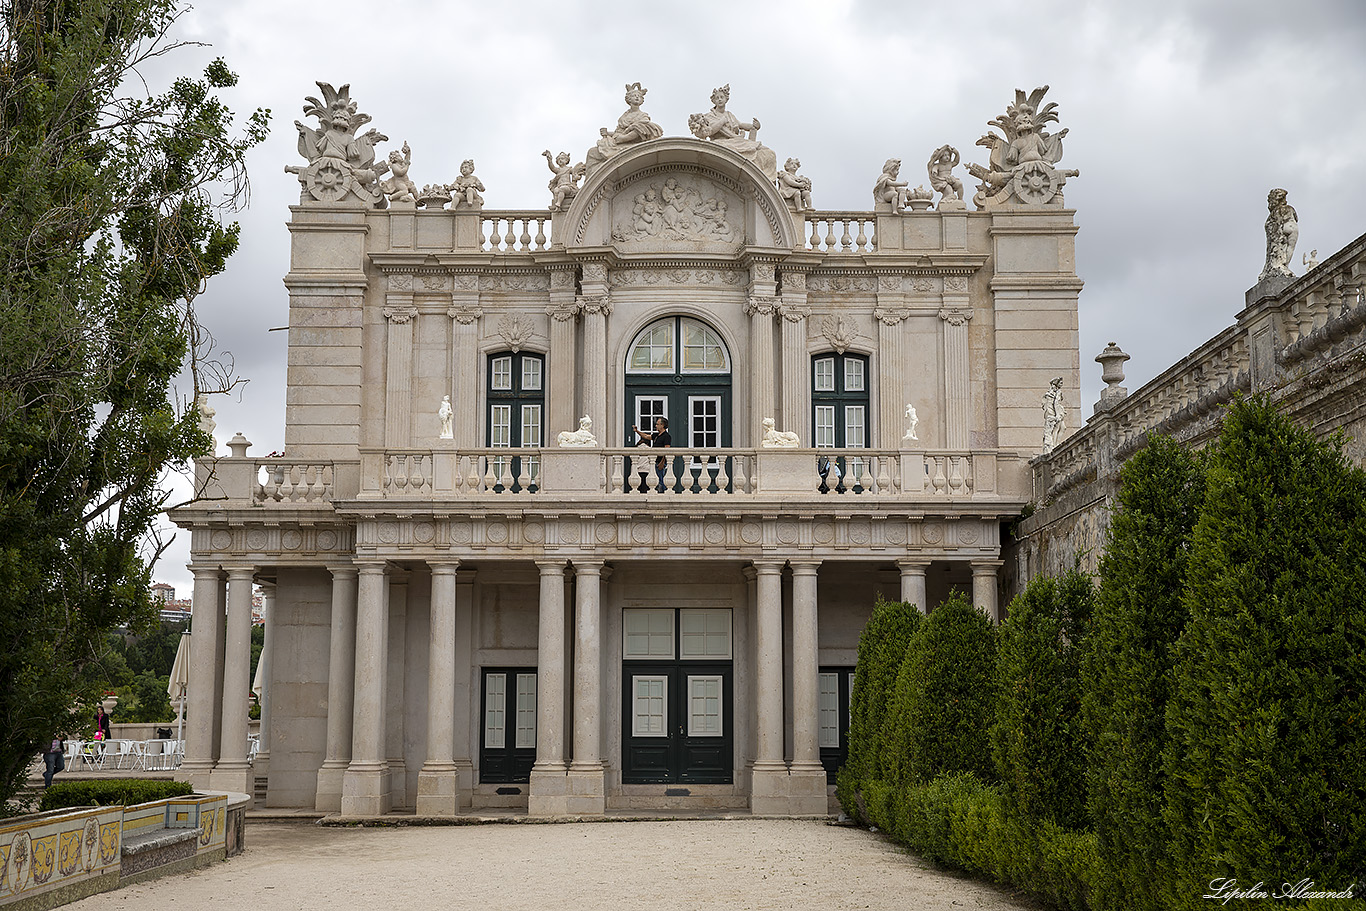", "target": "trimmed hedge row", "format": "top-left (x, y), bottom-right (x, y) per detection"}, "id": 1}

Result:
top-left (40, 778), bottom-right (193, 812)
